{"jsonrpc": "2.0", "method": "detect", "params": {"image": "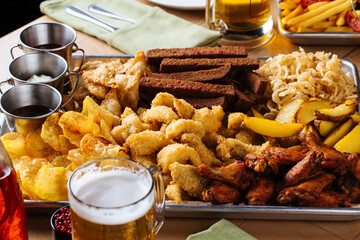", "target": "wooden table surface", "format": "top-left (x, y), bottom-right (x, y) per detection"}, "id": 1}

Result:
top-left (1, 0), bottom-right (360, 239)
